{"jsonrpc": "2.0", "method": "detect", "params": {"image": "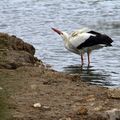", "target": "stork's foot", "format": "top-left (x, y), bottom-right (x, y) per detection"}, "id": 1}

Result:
top-left (87, 63), bottom-right (90, 68)
top-left (81, 62), bottom-right (84, 66)
top-left (88, 60), bottom-right (91, 66)
top-left (80, 61), bottom-right (84, 67)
